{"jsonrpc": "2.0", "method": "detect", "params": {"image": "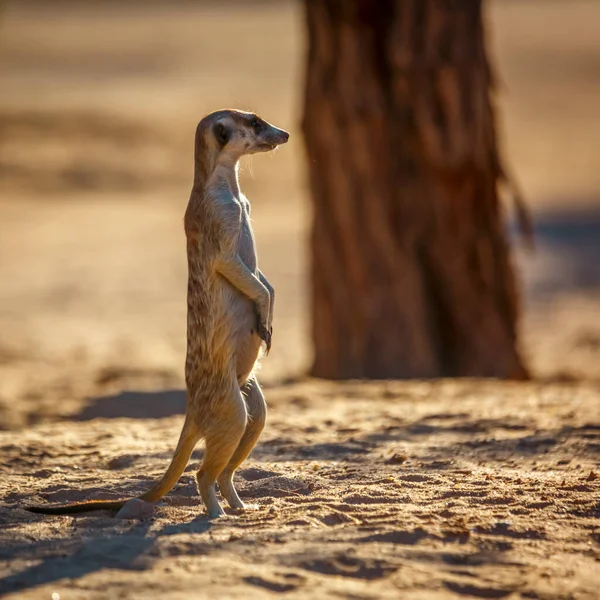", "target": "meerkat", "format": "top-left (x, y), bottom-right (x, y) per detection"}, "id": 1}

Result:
top-left (28, 109), bottom-right (289, 518)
